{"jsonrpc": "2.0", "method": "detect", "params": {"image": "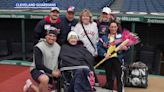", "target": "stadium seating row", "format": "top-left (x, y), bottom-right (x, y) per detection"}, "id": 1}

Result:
top-left (0, 0), bottom-right (114, 13)
top-left (1, 0), bottom-right (164, 13)
top-left (53, 0), bottom-right (114, 12)
top-left (121, 0), bottom-right (164, 13)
